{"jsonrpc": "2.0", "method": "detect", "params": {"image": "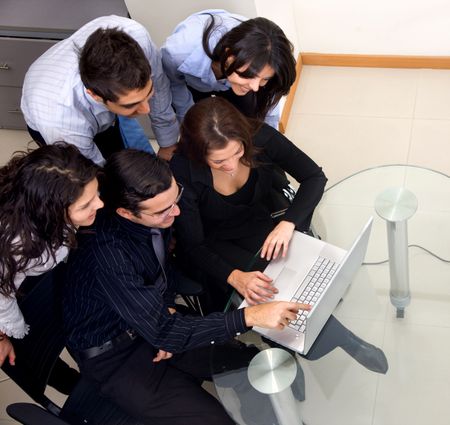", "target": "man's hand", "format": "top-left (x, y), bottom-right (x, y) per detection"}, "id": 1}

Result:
top-left (261, 220), bottom-right (295, 261)
top-left (157, 145), bottom-right (177, 161)
top-left (244, 301), bottom-right (311, 330)
top-left (0, 335), bottom-right (16, 367)
top-left (227, 269), bottom-right (277, 305)
top-left (153, 349), bottom-right (173, 363)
